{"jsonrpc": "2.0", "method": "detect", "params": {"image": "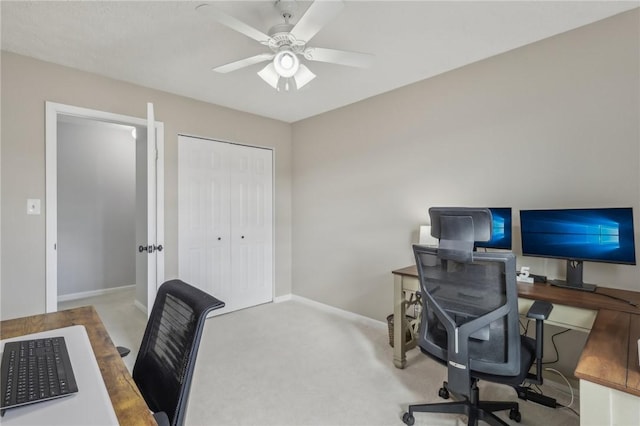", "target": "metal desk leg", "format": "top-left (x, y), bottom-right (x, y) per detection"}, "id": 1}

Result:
top-left (393, 273), bottom-right (407, 369)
